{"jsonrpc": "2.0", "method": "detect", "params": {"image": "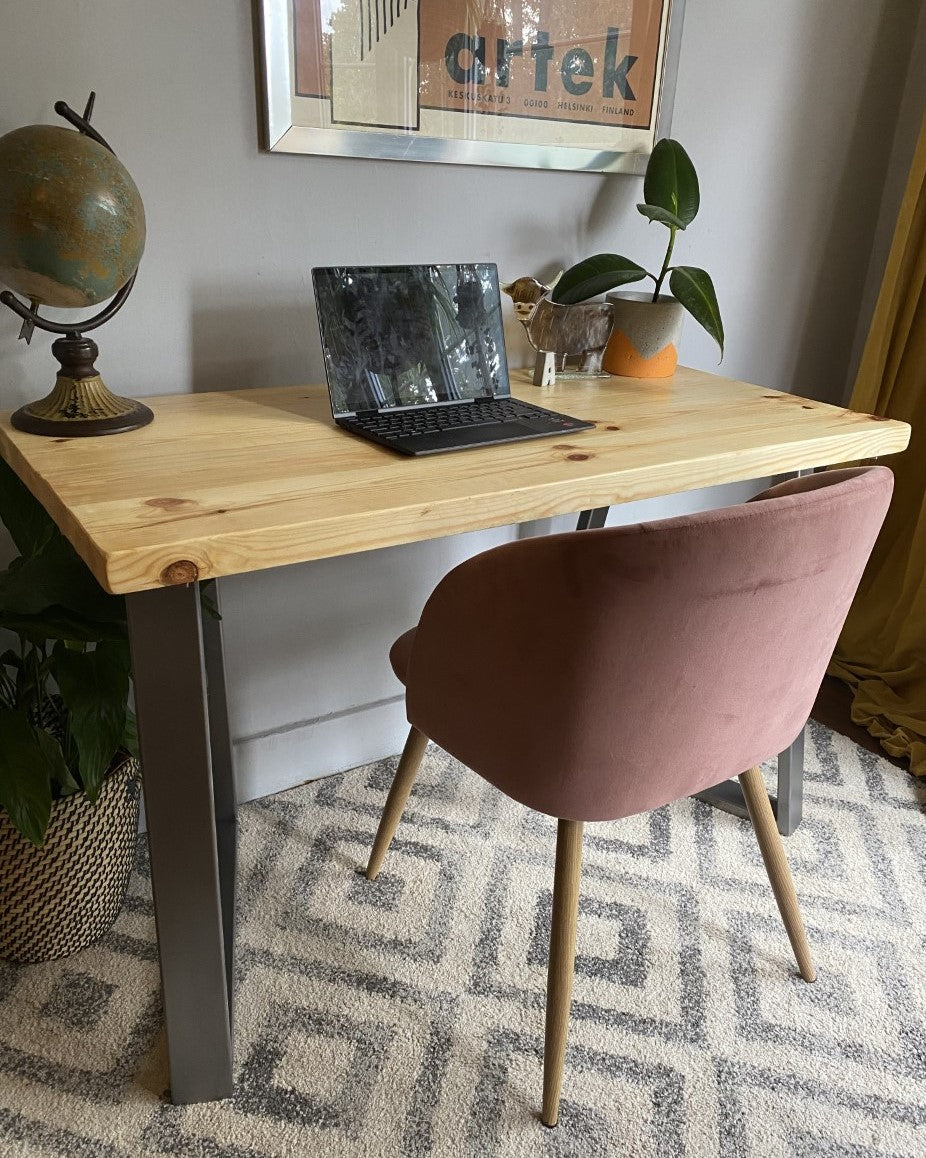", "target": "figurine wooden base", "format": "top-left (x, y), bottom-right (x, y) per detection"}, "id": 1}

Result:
top-left (10, 336), bottom-right (152, 437)
top-left (533, 351), bottom-right (557, 386)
